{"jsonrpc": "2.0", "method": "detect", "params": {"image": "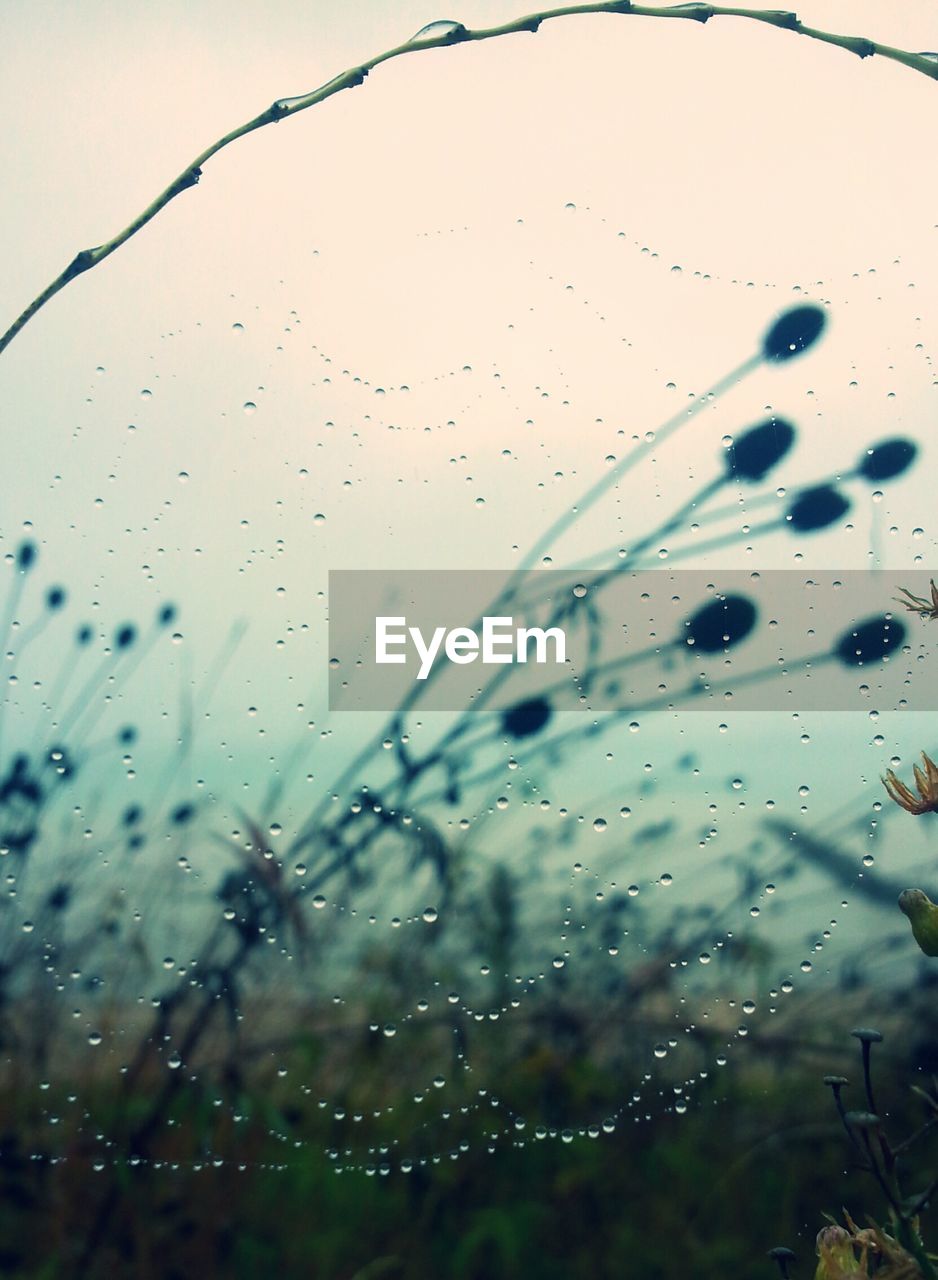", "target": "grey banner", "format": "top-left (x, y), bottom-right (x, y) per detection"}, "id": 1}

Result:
top-left (328, 569), bottom-right (932, 712)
